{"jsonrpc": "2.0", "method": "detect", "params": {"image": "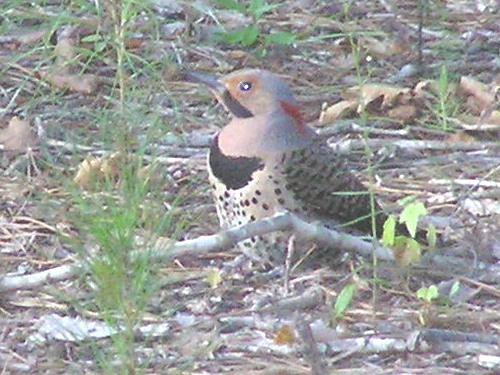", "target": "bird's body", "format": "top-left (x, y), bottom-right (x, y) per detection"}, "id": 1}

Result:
top-left (187, 69), bottom-right (395, 265)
